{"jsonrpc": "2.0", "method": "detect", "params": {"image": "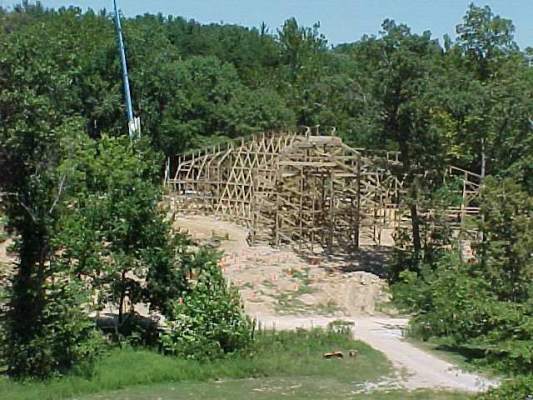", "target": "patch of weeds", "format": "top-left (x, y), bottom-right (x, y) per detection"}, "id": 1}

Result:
top-left (274, 294), bottom-right (342, 316)
top-left (327, 320), bottom-right (355, 335)
top-left (296, 283), bottom-right (315, 295)
top-left (316, 300), bottom-right (342, 316)
top-left (0, 215), bottom-right (8, 243)
top-left (274, 292), bottom-right (309, 314)
top-left (6, 241), bottom-right (17, 255)
top-left (272, 269), bottom-right (319, 314)
top-left (248, 289), bottom-right (267, 303)
top-left (292, 267), bottom-right (312, 283)
top-left (291, 267), bottom-right (316, 295)
top-left (261, 279), bottom-right (275, 288)
top-left (240, 282), bottom-right (254, 290)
